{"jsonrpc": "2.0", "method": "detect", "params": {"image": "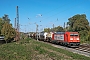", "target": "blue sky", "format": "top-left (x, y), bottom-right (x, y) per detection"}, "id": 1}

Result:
top-left (0, 0), bottom-right (90, 32)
